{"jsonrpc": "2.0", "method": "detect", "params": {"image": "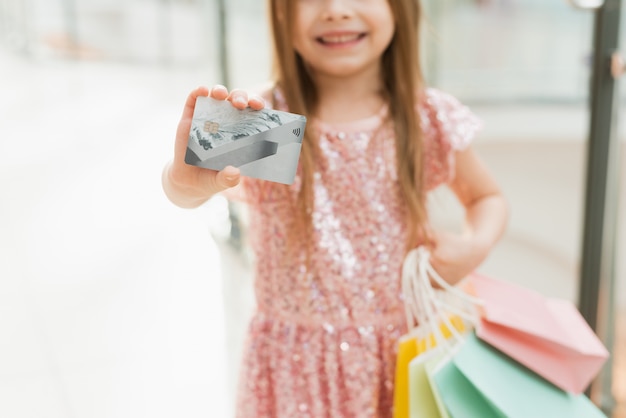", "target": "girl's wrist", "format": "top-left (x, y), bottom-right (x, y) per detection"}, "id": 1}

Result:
top-left (466, 232), bottom-right (495, 267)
